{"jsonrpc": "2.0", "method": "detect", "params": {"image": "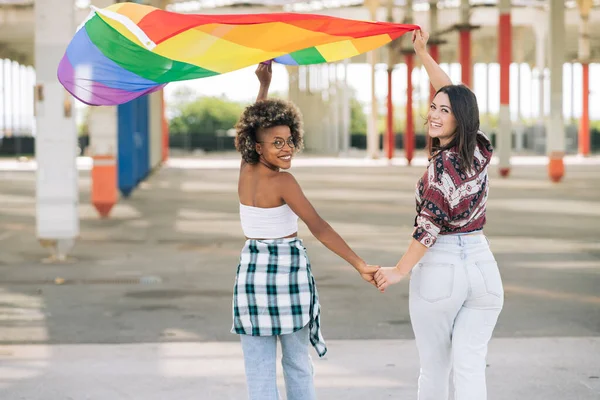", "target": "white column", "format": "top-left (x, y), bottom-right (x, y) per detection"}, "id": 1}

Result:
top-left (486, 63), bottom-right (491, 129)
top-left (35, 0), bottom-right (78, 260)
top-left (513, 28), bottom-right (524, 152)
top-left (577, 0), bottom-right (592, 156)
top-left (287, 65), bottom-right (299, 102)
top-left (366, 0), bottom-right (380, 159)
top-left (547, 0), bottom-right (565, 181)
top-left (515, 63), bottom-right (524, 152)
top-left (341, 60), bottom-right (350, 153)
top-left (331, 63), bottom-right (340, 154)
top-left (149, 91), bottom-right (163, 170)
top-left (533, 22), bottom-right (547, 122)
top-left (87, 0), bottom-right (118, 218)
